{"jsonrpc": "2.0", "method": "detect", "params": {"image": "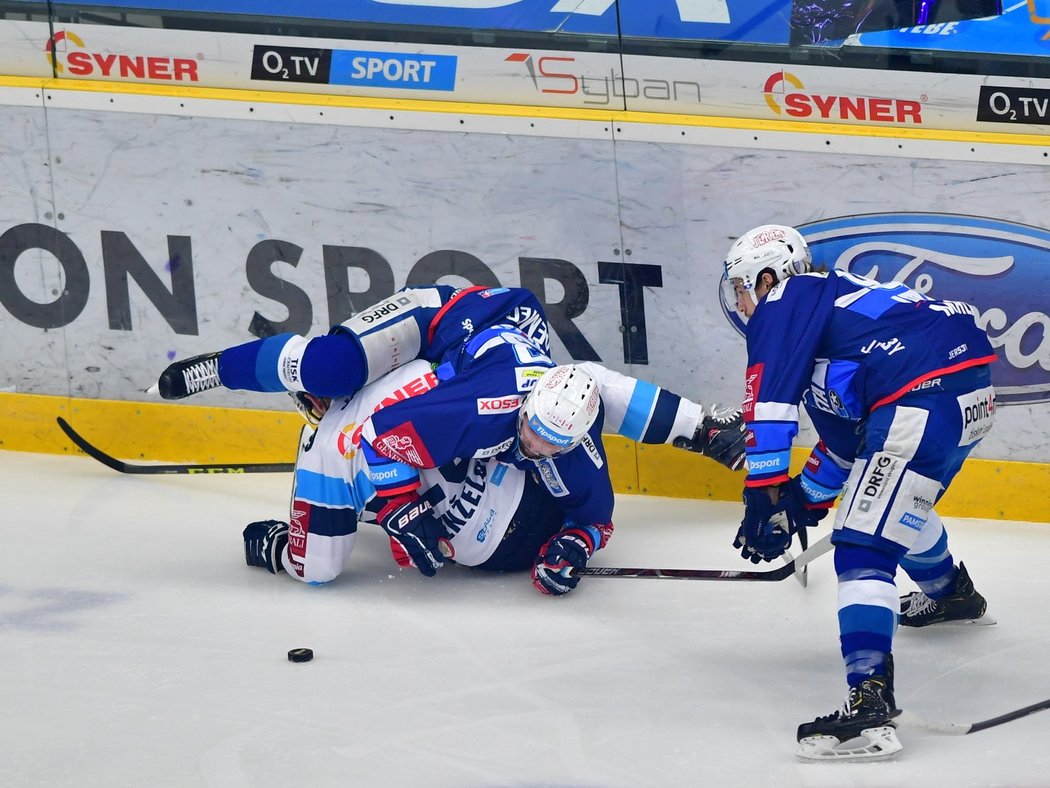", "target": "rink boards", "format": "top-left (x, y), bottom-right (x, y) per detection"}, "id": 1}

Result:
top-left (0, 75), bottom-right (1048, 520)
